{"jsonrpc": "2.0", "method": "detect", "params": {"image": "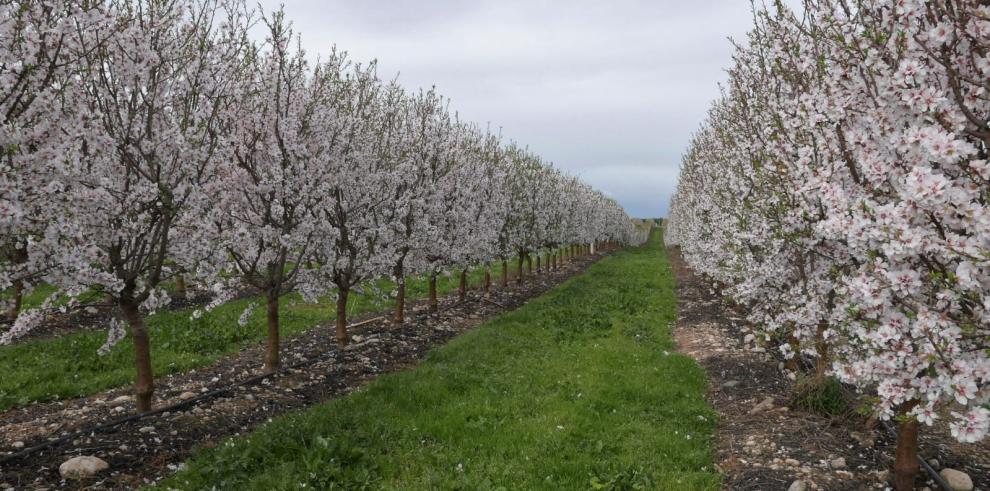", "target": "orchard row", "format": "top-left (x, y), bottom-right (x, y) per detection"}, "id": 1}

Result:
top-left (665, 1), bottom-right (988, 488)
top-left (0, 1), bottom-right (642, 411)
